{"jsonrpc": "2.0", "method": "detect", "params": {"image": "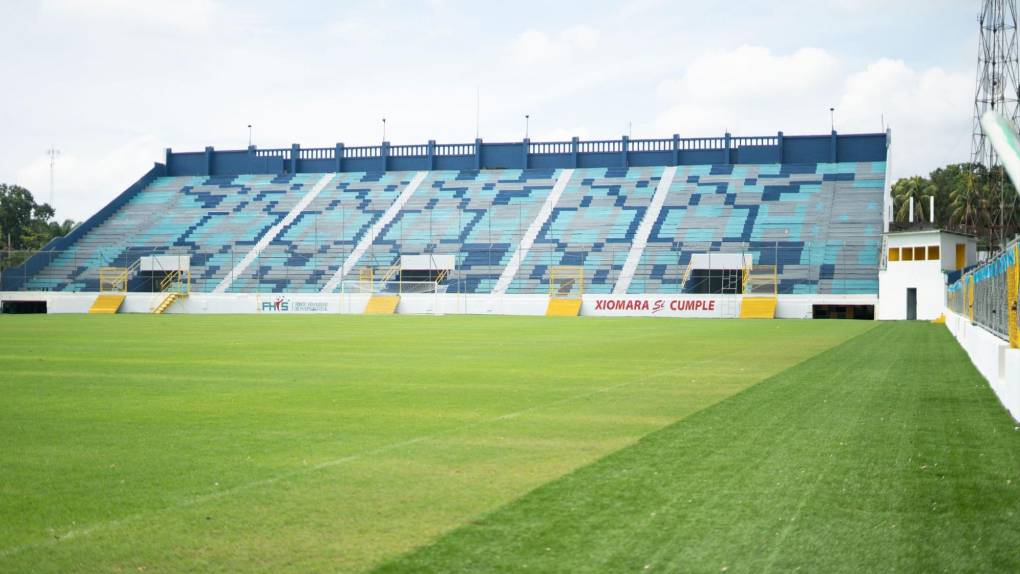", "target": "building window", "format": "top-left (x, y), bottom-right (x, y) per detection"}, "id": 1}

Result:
top-left (914, 246), bottom-right (926, 261)
top-left (889, 247), bottom-right (900, 262)
top-left (928, 245), bottom-right (940, 260)
top-left (902, 247), bottom-right (914, 261)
